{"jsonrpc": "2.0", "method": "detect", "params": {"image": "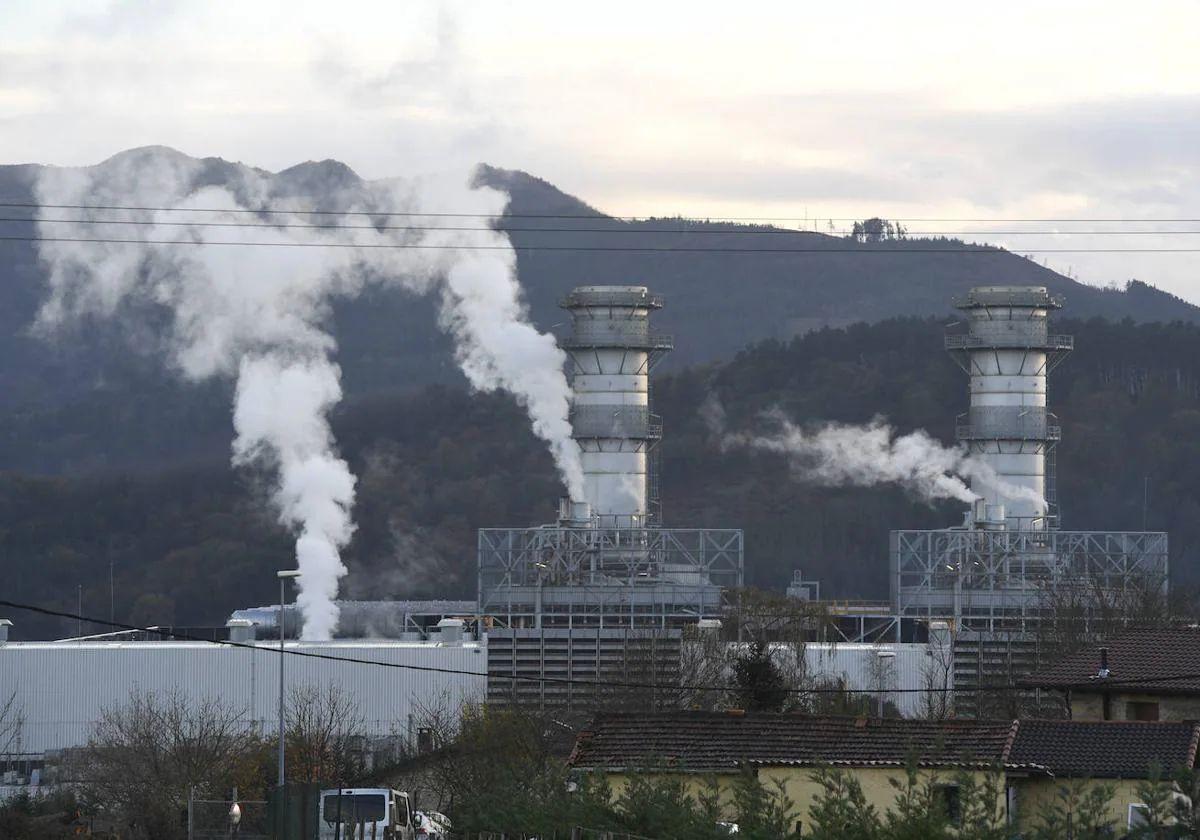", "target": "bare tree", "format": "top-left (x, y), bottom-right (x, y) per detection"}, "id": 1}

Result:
top-left (679, 623), bottom-right (736, 710)
top-left (285, 683), bottom-right (367, 785)
top-left (76, 688), bottom-right (261, 840)
top-left (919, 627), bottom-right (955, 720)
top-left (0, 688), bottom-right (24, 755)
